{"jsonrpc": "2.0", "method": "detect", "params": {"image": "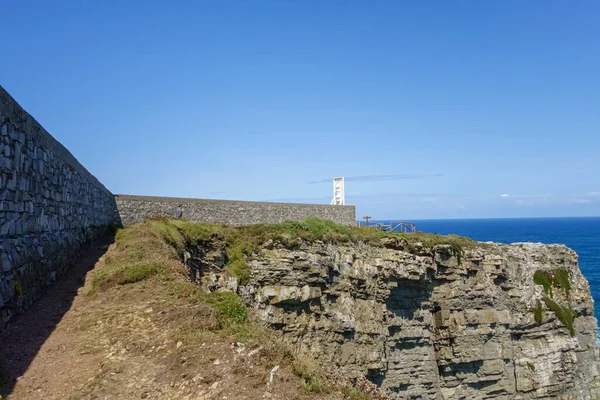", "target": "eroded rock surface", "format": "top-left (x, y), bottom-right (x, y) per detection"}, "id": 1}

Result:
top-left (238, 241), bottom-right (600, 399)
